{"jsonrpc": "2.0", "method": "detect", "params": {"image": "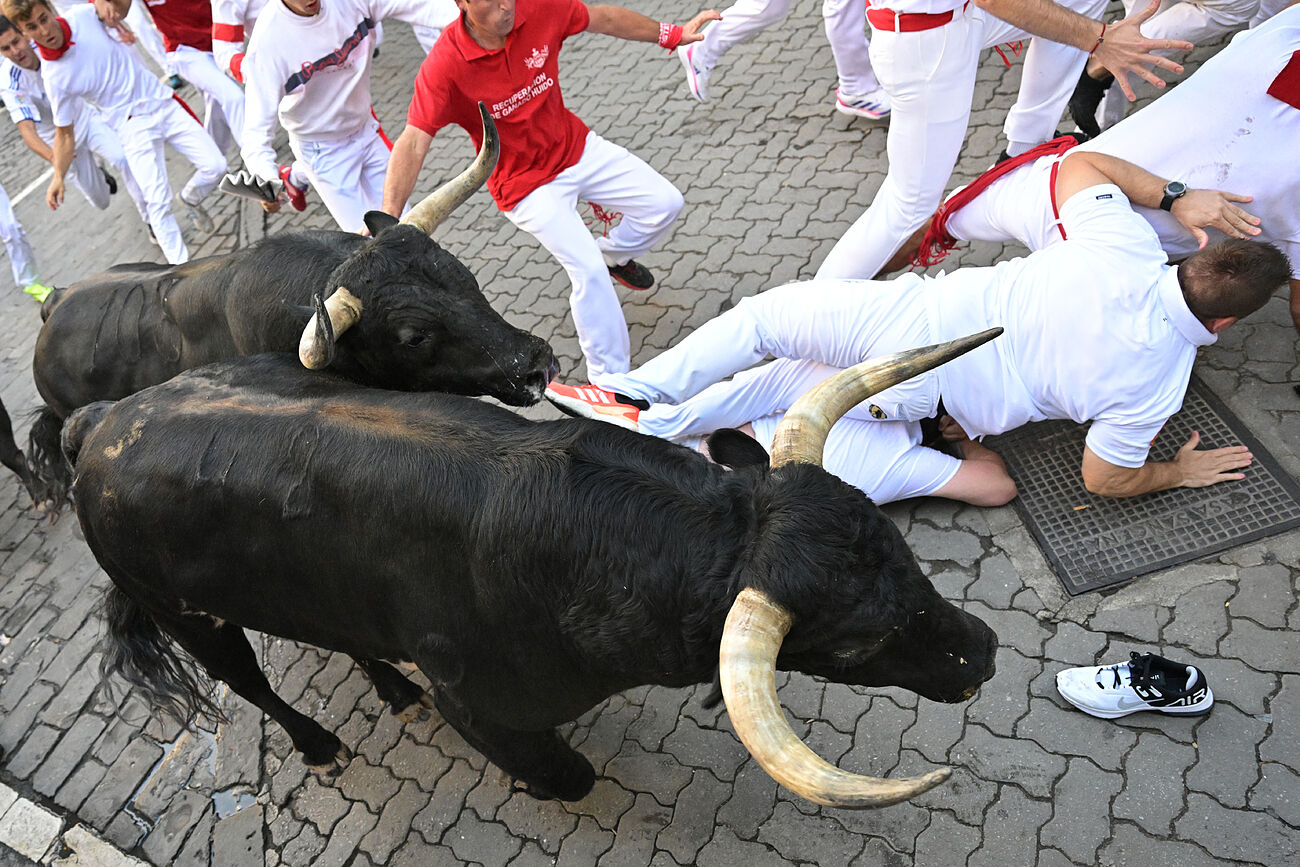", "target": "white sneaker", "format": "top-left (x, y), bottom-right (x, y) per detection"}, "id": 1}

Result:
top-left (177, 195), bottom-right (214, 234)
top-left (678, 44), bottom-right (711, 102)
top-left (835, 87), bottom-right (891, 121)
top-left (1056, 652), bottom-right (1214, 720)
